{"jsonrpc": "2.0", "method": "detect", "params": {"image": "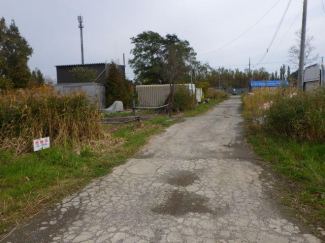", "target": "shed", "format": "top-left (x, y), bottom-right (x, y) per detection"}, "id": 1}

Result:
top-left (55, 83), bottom-right (106, 108)
top-left (55, 62), bottom-right (126, 109)
top-left (55, 63), bottom-right (125, 84)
